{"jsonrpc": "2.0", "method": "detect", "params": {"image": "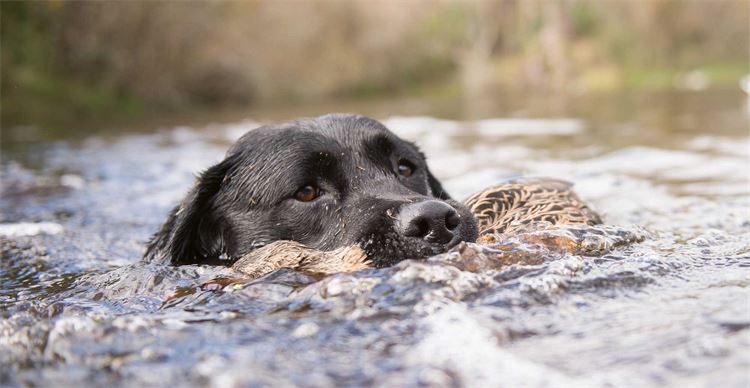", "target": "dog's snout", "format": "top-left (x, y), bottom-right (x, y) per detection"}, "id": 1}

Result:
top-left (399, 200), bottom-right (460, 244)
